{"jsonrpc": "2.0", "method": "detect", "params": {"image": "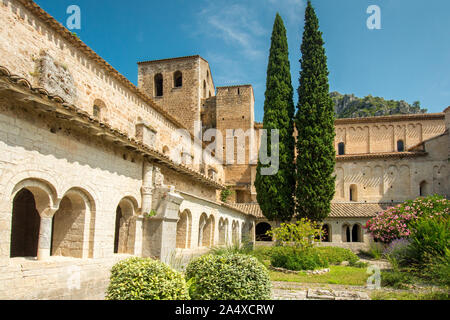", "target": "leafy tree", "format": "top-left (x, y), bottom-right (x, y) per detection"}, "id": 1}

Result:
top-left (255, 13), bottom-right (296, 222)
top-left (295, 1), bottom-right (336, 222)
